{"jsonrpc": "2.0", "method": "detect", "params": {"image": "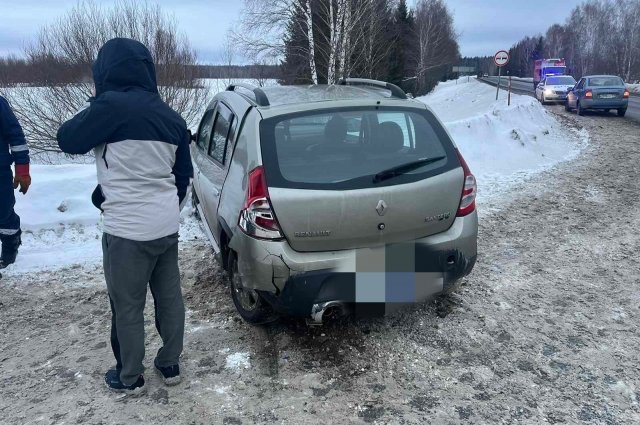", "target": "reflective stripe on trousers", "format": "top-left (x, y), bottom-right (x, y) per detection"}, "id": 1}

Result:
top-left (0, 166), bottom-right (20, 234)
